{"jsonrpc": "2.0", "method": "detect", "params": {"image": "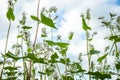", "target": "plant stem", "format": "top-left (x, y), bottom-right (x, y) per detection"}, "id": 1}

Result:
top-left (86, 31), bottom-right (91, 80)
top-left (28, 0), bottom-right (41, 80)
top-left (0, 20), bottom-right (12, 79)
